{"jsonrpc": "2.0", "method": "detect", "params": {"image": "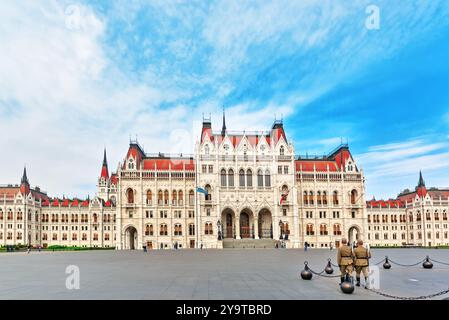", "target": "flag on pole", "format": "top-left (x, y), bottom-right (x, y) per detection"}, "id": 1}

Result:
top-left (196, 187), bottom-right (208, 196)
top-left (279, 189), bottom-right (289, 205)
